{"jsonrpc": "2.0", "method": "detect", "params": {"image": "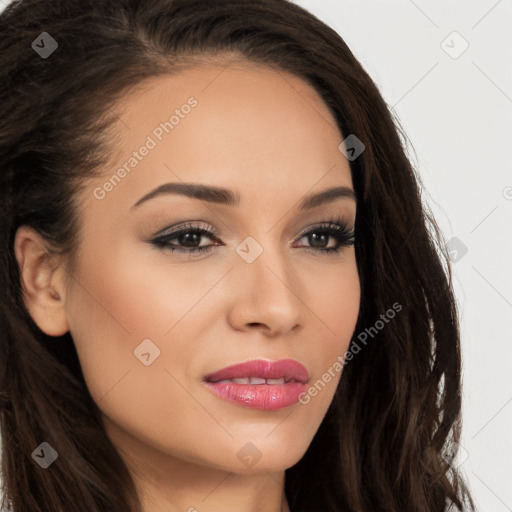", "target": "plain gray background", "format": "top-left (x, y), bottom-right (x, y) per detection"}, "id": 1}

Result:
top-left (1, 0), bottom-right (511, 510)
